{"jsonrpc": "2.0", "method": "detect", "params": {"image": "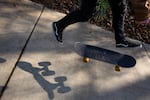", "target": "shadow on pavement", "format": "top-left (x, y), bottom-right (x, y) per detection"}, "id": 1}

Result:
top-left (0, 86), bottom-right (4, 91)
top-left (0, 58), bottom-right (6, 63)
top-left (17, 61), bottom-right (71, 100)
top-left (0, 85), bottom-right (8, 97)
top-left (71, 76), bottom-right (150, 100)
